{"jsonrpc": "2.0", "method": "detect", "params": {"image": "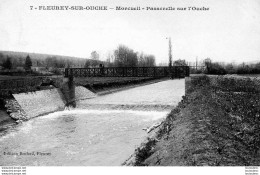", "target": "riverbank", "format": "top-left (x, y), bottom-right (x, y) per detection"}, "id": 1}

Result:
top-left (0, 110), bottom-right (16, 132)
top-left (0, 99), bottom-right (16, 133)
top-left (125, 75), bottom-right (260, 166)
